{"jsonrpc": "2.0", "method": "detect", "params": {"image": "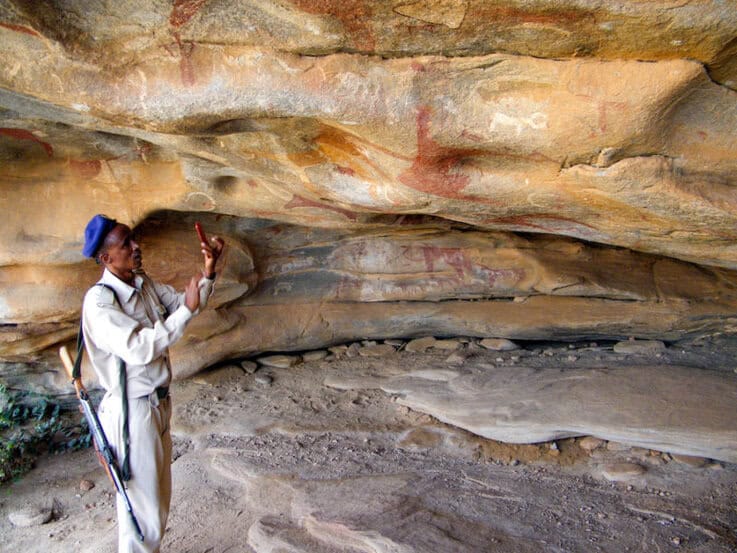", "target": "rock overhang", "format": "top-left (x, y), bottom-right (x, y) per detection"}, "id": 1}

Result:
top-left (0, 0), bottom-right (736, 372)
